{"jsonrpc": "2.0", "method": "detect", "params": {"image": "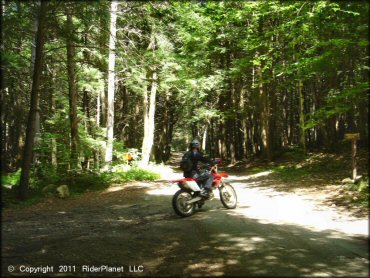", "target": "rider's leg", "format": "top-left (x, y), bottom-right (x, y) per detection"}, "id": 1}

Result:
top-left (200, 174), bottom-right (213, 197)
top-left (203, 174), bottom-right (213, 191)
